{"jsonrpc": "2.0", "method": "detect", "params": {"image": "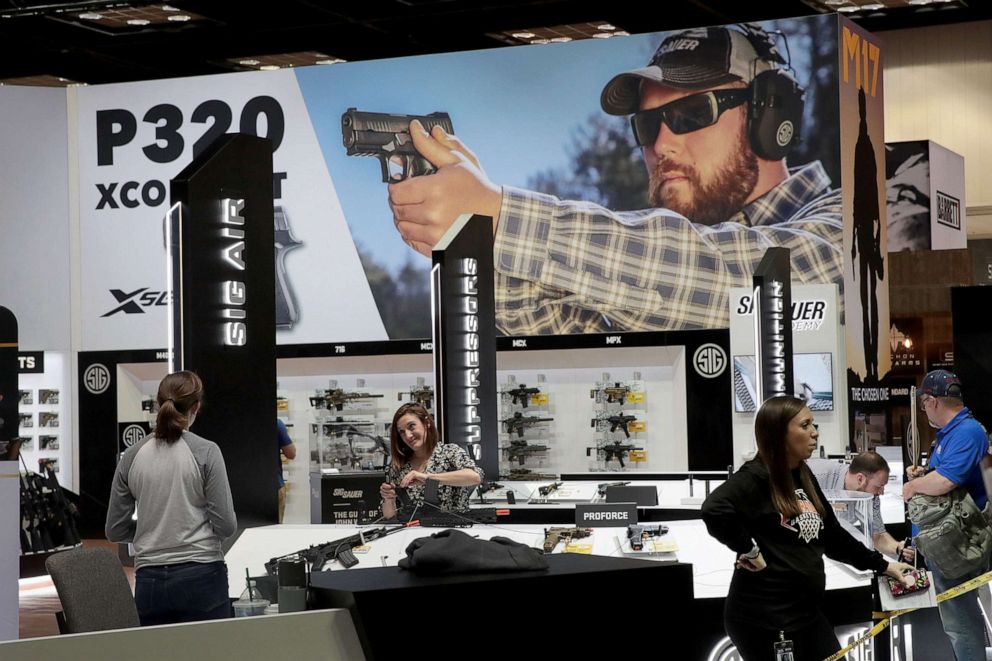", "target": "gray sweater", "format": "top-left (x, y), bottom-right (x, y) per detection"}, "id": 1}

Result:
top-left (105, 430), bottom-right (237, 569)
